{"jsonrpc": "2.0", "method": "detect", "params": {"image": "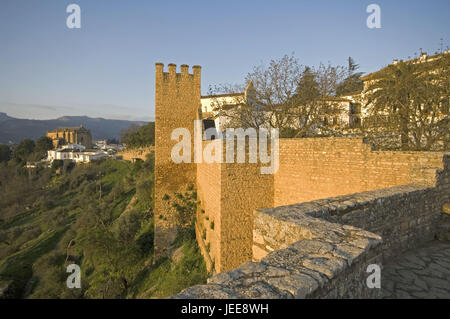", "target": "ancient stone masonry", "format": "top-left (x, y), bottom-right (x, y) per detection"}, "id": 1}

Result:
top-left (381, 240), bottom-right (450, 299)
top-left (173, 142), bottom-right (449, 298)
top-left (116, 146), bottom-right (154, 162)
top-left (253, 181), bottom-right (449, 261)
top-left (196, 140), bottom-right (273, 273)
top-left (154, 63), bottom-right (201, 260)
top-left (274, 138), bottom-right (448, 206)
top-left (154, 63), bottom-right (450, 298)
top-left (438, 203), bottom-right (450, 242)
top-left (194, 138), bottom-right (450, 274)
top-left (46, 126), bottom-right (92, 149)
top-left (175, 205), bottom-right (383, 299)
